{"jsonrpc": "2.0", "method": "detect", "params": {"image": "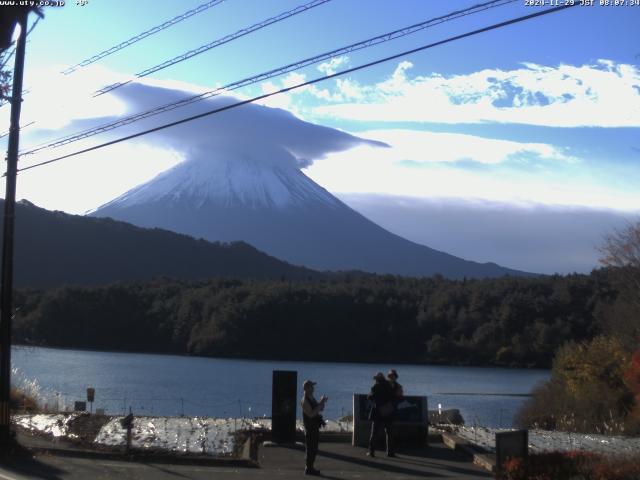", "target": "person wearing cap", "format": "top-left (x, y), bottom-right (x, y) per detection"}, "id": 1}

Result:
top-left (301, 379), bottom-right (327, 476)
top-left (367, 371), bottom-right (395, 457)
